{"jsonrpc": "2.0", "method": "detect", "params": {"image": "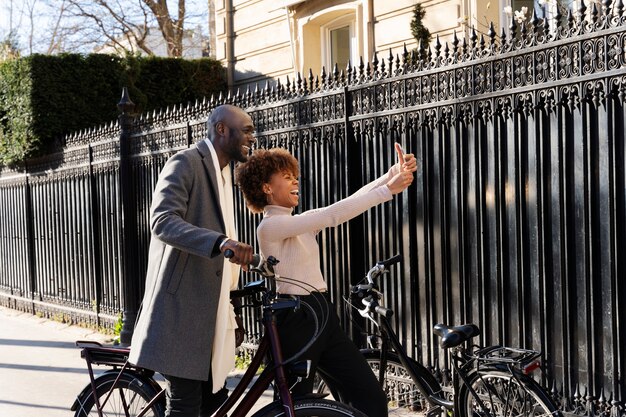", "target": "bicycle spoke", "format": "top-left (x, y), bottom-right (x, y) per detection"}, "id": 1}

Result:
top-left (468, 373), bottom-right (555, 417)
